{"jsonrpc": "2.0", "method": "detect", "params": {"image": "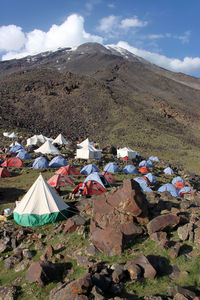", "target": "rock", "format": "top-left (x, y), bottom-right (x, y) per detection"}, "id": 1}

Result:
top-left (41, 245), bottom-right (54, 261)
top-left (109, 282), bottom-right (124, 295)
top-left (90, 226), bottom-right (123, 256)
top-left (26, 261), bottom-right (62, 286)
top-left (91, 285), bottom-right (106, 300)
top-left (170, 243), bottom-right (181, 259)
top-left (85, 244), bottom-right (99, 256)
top-left (22, 249), bottom-right (34, 259)
top-left (126, 254), bottom-right (156, 279)
top-left (147, 214), bottom-right (180, 234)
top-left (15, 259), bottom-right (30, 272)
top-left (112, 264), bottom-right (125, 283)
top-left (90, 179), bottom-right (148, 255)
top-left (77, 256), bottom-right (95, 268)
top-left (0, 286), bottom-right (17, 300)
top-left (124, 261), bottom-right (142, 281)
top-left (169, 265), bottom-right (181, 280)
top-left (49, 273), bottom-right (92, 300)
top-left (168, 286), bottom-right (197, 299)
top-left (63, 215), bottom-right (85, 234)
top-left (144, 296), bottom-right (163, 300)
top-left (0, 239), bottom-right (10, 254)
top-left (4, 249), bottom-right (23, 270)
top-left (173, 293), bottom-right (189, 300)
top-left (150, 231), bottom-right (167, 242)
